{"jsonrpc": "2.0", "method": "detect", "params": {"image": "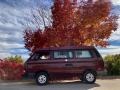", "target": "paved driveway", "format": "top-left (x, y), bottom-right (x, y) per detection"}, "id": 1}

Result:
top-left (0, 79), bottom-right (120, 90)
